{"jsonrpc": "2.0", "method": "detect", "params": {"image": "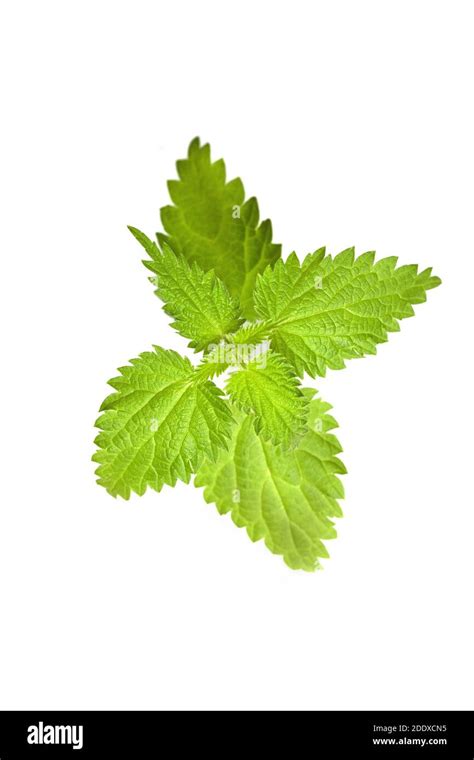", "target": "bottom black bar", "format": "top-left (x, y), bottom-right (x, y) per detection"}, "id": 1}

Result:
top-left (0, 711), bottom-right (473, 758)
